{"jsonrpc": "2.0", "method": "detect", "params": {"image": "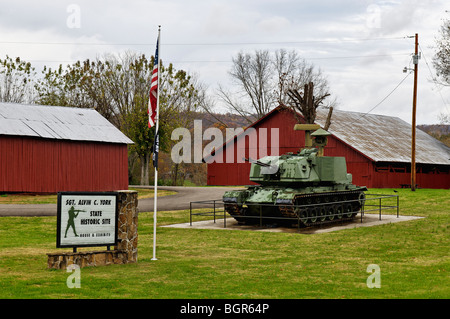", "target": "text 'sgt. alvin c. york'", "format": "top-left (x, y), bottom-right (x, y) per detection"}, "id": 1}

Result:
top-left (57, 193), bottom-right (118, 248)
